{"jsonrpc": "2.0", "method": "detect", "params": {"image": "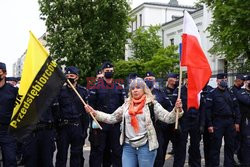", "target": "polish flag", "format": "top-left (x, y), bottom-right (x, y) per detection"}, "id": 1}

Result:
top-left (181, 10), bottom-right (212, 109)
